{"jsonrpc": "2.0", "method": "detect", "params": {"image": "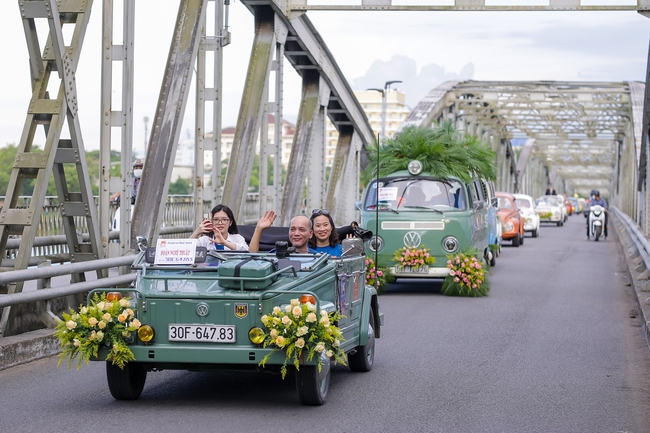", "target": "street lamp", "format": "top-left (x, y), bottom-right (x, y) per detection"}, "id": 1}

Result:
top-left (367, 80), bottom-right (402, 141)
